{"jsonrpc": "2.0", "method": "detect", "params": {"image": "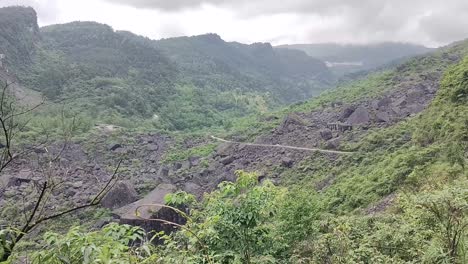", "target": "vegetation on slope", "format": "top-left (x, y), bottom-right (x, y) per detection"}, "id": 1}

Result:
top-left (0, 7), bottom-right (335, 132)
top-left (14, 44), bottom-right (468, 264)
